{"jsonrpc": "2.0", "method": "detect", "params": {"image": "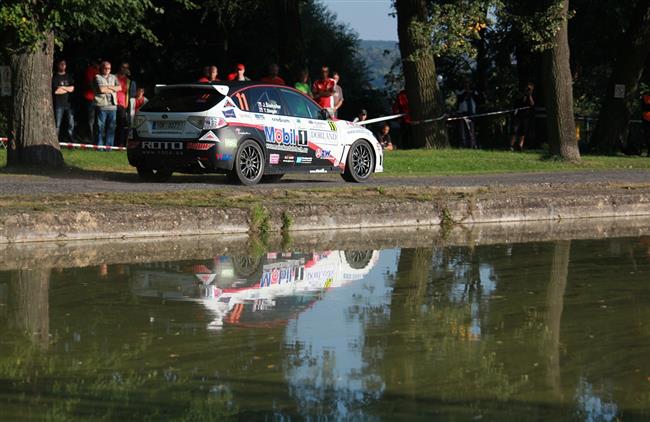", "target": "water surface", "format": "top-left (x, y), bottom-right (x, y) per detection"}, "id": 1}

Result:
top-left (1, 237), bottom-right (650, 420)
